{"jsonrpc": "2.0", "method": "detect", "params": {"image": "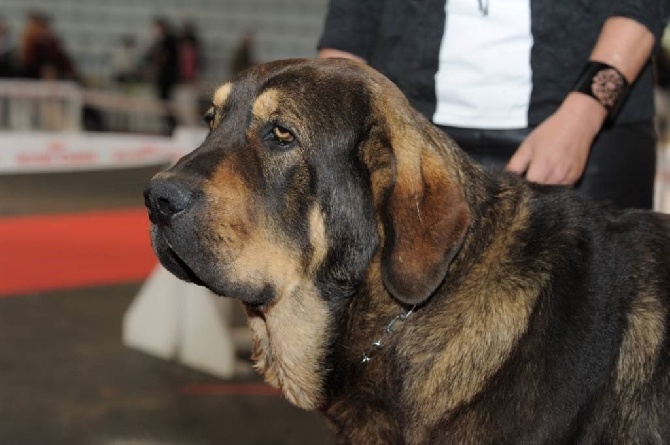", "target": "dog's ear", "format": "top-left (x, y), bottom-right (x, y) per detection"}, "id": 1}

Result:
top-left (363, 107), bottom-right (470, 306)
